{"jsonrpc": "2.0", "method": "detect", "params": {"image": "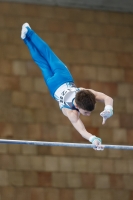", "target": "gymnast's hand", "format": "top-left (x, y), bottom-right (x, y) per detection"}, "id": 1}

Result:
top-left (100, 105), bottom-right (113, 125)
top-left (89, 135), bottom-right (104, 150)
